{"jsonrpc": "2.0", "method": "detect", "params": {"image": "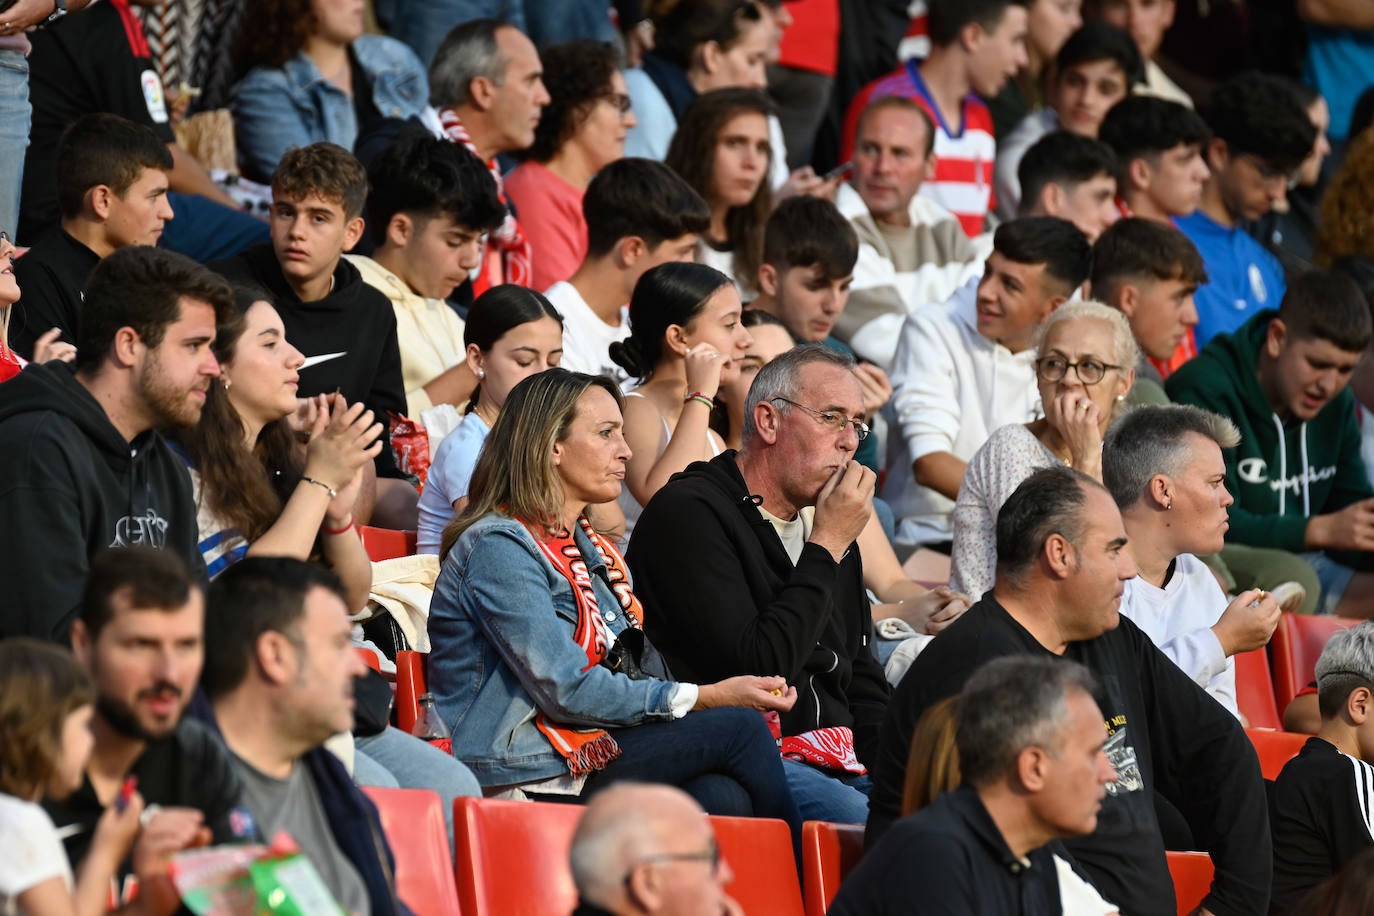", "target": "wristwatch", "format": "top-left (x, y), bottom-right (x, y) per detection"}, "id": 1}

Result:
top-left (41, 0), bottom-right (66, 27)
